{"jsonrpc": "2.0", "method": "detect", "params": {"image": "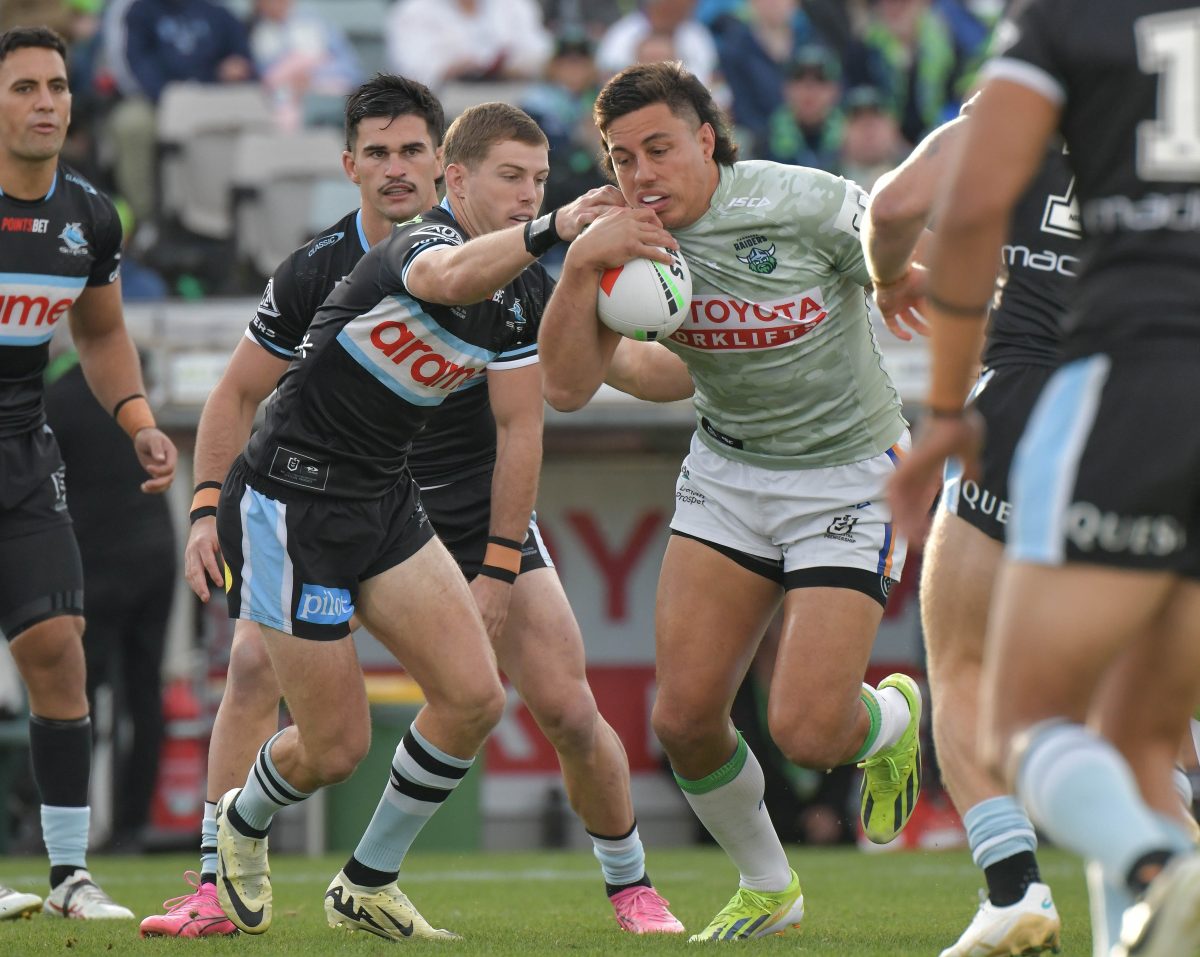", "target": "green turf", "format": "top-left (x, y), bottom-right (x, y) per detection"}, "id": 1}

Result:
top-left (0, 846), bottom-right (1090, 955)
